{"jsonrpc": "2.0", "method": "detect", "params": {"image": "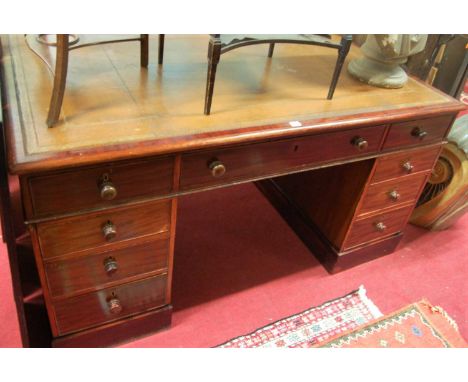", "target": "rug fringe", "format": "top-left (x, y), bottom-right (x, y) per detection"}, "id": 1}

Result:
top-left (420, 300), bottom-right (460, 332)
top-left (358, 285), bottom-right (383, 319)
